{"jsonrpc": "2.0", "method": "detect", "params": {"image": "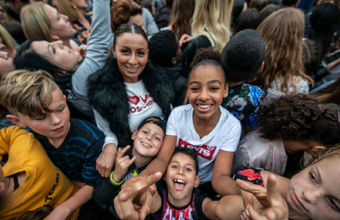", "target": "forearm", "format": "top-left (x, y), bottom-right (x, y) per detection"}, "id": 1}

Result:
top-left (212, 175), bottom-right (240, 195)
